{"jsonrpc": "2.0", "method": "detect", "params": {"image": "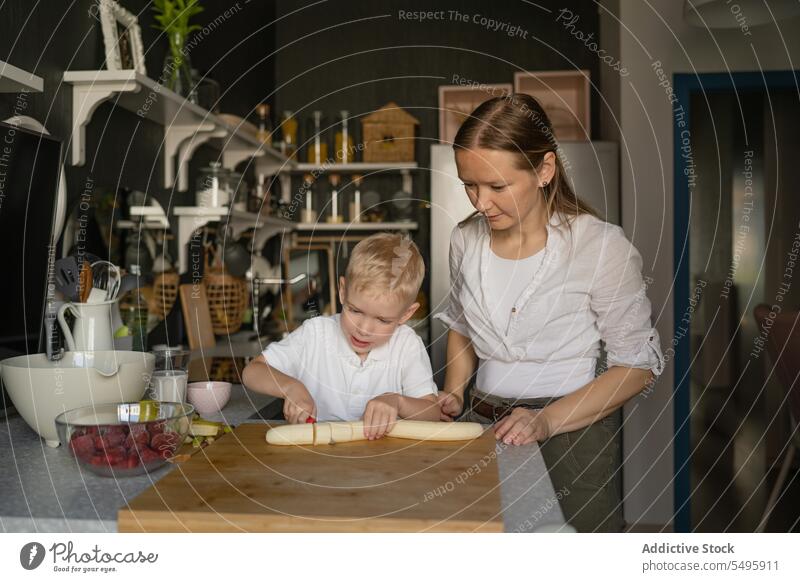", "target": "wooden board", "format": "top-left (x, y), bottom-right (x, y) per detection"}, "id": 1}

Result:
top-left (179, 283), bottom-right (215, 351)
top-left (119, 423), bottom-right (503, 532)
